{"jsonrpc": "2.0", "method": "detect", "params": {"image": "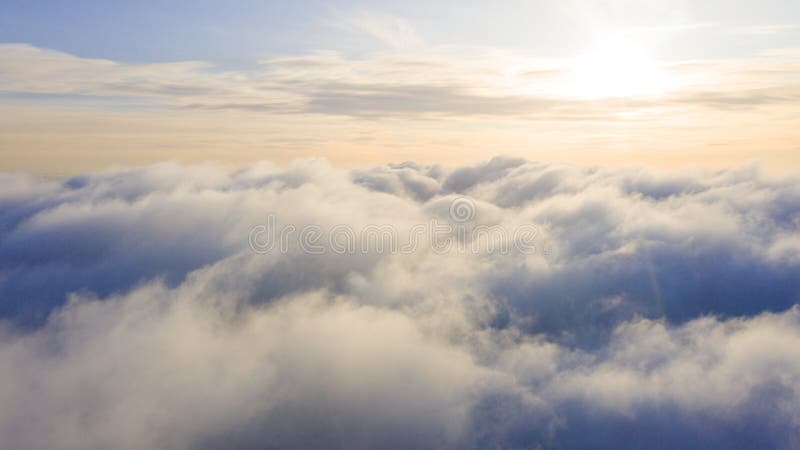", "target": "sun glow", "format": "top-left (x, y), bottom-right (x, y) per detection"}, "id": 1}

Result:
top-left (566, 36), bottom-right (670, 99)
